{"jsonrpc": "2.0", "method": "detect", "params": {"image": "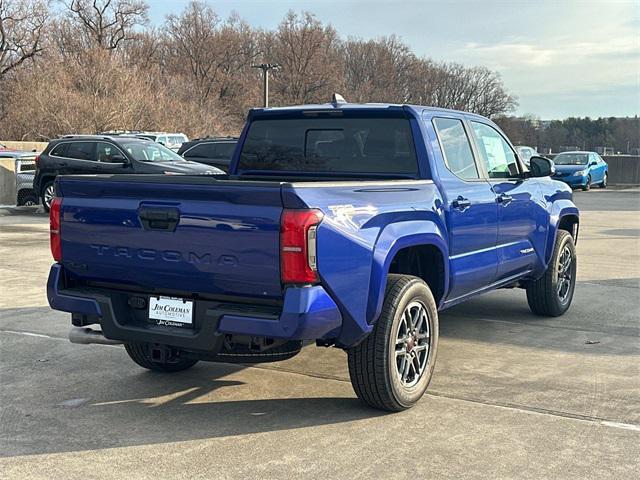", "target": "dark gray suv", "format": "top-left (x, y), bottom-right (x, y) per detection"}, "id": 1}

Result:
top-left (34, 135), bottom-right (224, 210)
